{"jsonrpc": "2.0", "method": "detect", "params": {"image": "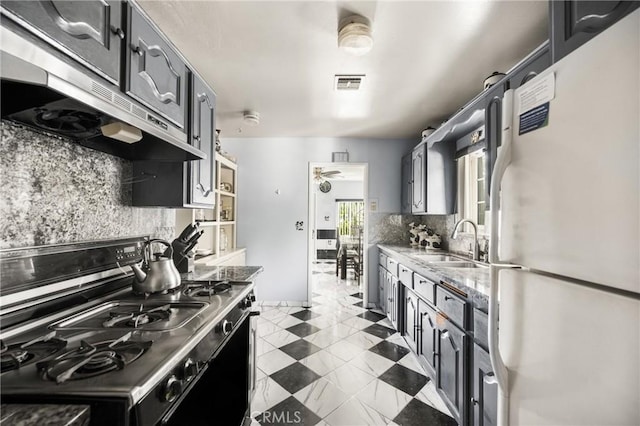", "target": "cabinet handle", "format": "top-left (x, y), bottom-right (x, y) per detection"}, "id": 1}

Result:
top-left (440, 331), bottom-right (449, 340)
top-left (193, 135), bottom-right (201, 143)
top-left (483, 374), bottom-right (498, 385)
top-left (132, 45), bottom-right (144, 56)
top-left (471, 397), bottom-right (478, 406)
top-left (444, 295), bottom-right (453, 301)
top-left (111, 26), bottom-right (125, 40)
